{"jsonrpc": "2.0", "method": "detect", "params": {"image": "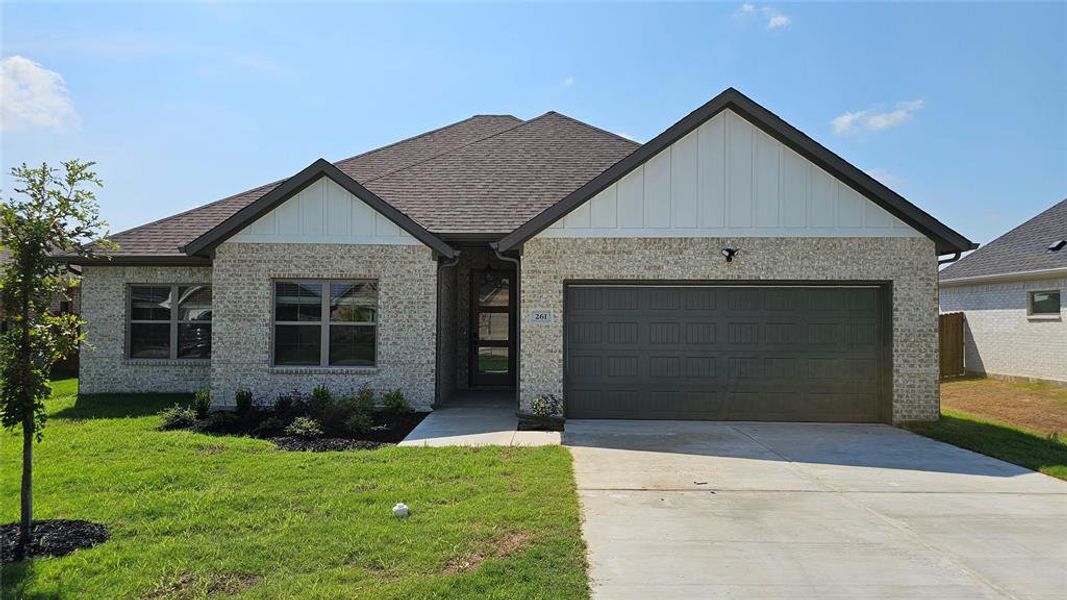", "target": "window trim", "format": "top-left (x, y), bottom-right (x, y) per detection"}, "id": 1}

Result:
top-left (271, 279), bottom-right (379, 368)
top-left (126, 284), bottom-right (212, 361)
top-left (1026, 289), bottom-right (1062, 317)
